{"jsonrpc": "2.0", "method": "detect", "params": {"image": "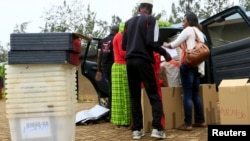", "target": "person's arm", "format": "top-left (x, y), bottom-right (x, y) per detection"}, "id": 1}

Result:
top-left (95, 42), bottom-right (102, 81)
top-left (153, 44), bottom-right (172, 62)
top-left (163, 27), bottom-right (191, 49)
top-left (162, 42), bottom-right (172, 49)
top-left (147, 16), bottom-right (171, 61)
